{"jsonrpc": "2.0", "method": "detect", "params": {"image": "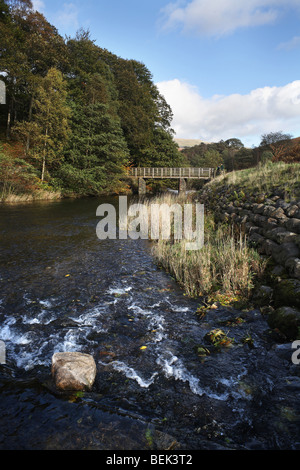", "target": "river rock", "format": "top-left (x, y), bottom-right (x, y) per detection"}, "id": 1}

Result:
top-left (268, 306), bottom-right (300, 340)
top-left (252, 285), bottom-right (273, 307)
top-left (286, 218), bottom-right (300, 234)
top-left (274, 278), bottom-right (300, 308)
top-left (51, 352), bottom-right (97, 391)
